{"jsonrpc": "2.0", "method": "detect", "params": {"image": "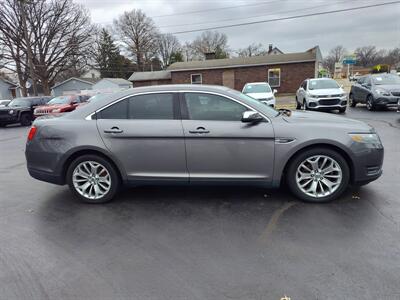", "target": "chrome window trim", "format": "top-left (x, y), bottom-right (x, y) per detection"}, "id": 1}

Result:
top-left (85, 90), bottom-right (272, 123)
